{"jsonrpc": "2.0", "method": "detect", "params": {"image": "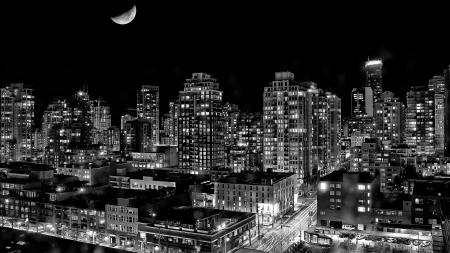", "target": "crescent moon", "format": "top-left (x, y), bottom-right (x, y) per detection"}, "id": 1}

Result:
top-left (111, 5), bottom-right (136, 25)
